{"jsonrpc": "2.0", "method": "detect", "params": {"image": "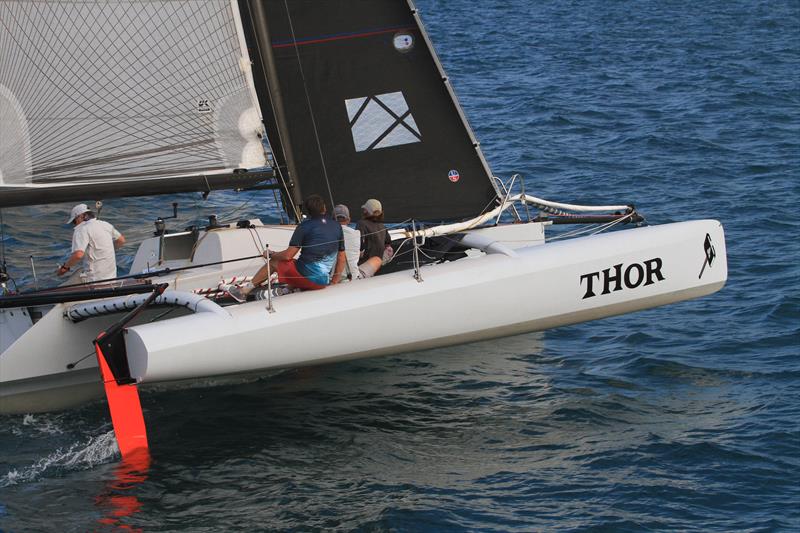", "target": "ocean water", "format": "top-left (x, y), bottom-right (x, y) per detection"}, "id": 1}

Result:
top-left (1, 0), bottom-right (799, 531)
